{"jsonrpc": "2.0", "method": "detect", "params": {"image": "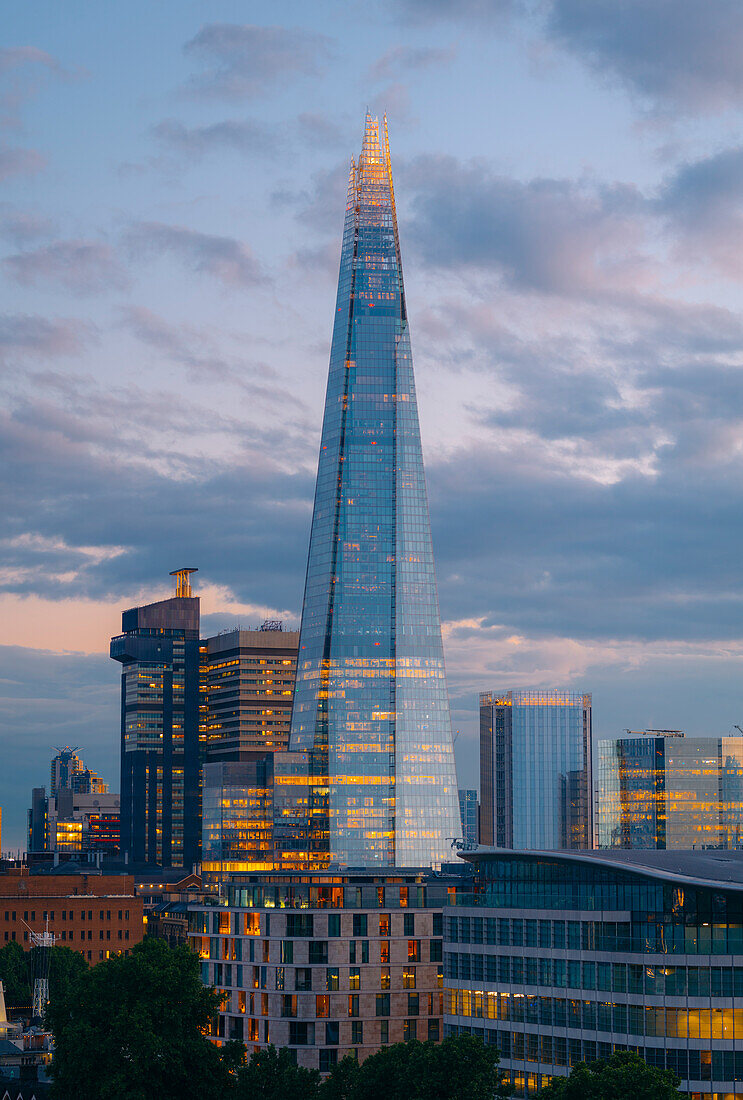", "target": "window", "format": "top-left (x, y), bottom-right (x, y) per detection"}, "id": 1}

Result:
top-left (351, 1021), bottom-right (363, 1045)
top-left (432, 913), bottom-right (442, 937)
top-left (349, 968), bottom-right (360, 991)
top-left (428, 1019), bottom-right (440, 1042)
top-left (360, 941), bottom-right (369, 964)
top-left (403, 1019), bottom-right (417, 1042)
top-left (430, 940), bottom-right (442, 962)
top-left (286, 914), bottom-right (313, 937)
top-left (326, 968), bottom-right (339, 991)
top-left (280, 941), bottom-right (294, 964)
top-left (376, 993), bottom-right (390, 1017)
top-left (349, 941), bottom-right (356, 964)
top-left (408, 940), bottom-right (420, 962)
top-left (295, 968), bottom-right (312, 992)
top-left (316, 995), bottom-right (330, 1018)
top-left (289, 1022), bottom-right (314, 1046)
top-left (309, 941), bottom-right (328, 964)
top-left (380, 940), bottom-right (390, 964)
top-left (380, 1020), bottom-right (389, 1044)
top-left (403, 967), bottom-right (416, 989)
top-left (320, 1049), bottom-right (338, 1072)
top-left (328, 914), bottom-right (341, 937)
top-left (408, 993), bottom-right (419, 1016)
top-left (353, 914), bottom-right (367, 937)
top-left (281, 995), bottom-right (297, 1018)
top-left (325, 1021), bottom-right (339, 1046)
top-left (403, 914), bottom-right (415, 936)
top-left (380, 967), bottom-right (390, 990)
top-left (348, 995), bottom-right (359, 1017)
top-left (379, 914), bottom-right (390, 936)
